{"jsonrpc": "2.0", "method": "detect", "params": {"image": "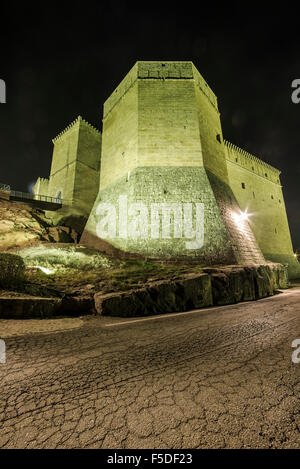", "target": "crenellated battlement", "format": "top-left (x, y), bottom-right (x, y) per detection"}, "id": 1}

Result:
top-left (36, 177), bottom-right (49, 183)
top-left (52, 116), bottom-right (100, 143)
top-left (103, 61), bottom-right (218, 118)
top-left (224, 139), bottom-right (281, 184)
